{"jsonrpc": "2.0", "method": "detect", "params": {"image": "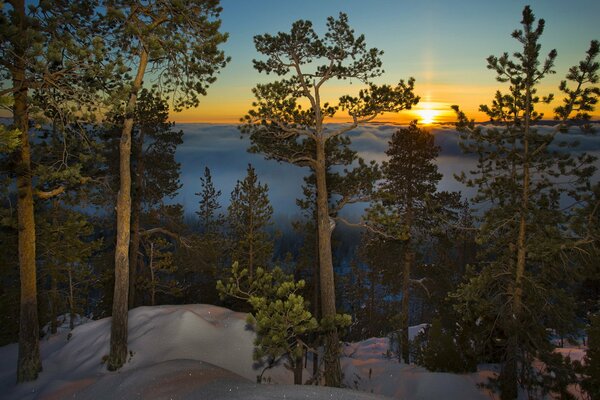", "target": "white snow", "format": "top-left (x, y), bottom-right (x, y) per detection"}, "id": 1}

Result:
top-left (0, 304), bottom-right (510, 399)
top-left (341, 337), bottom-right (491, 400)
